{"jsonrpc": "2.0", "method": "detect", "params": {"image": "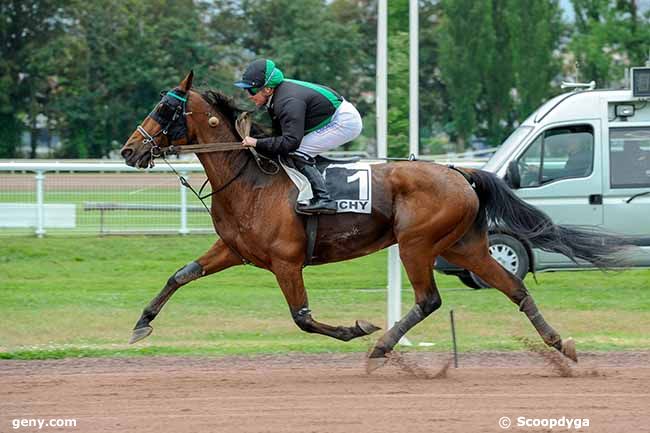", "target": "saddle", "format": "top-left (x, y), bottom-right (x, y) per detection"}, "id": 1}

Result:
top-left (281, 153), bottom-right (373, 266)
top-left (236, 112), bottom-right (367, 266)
